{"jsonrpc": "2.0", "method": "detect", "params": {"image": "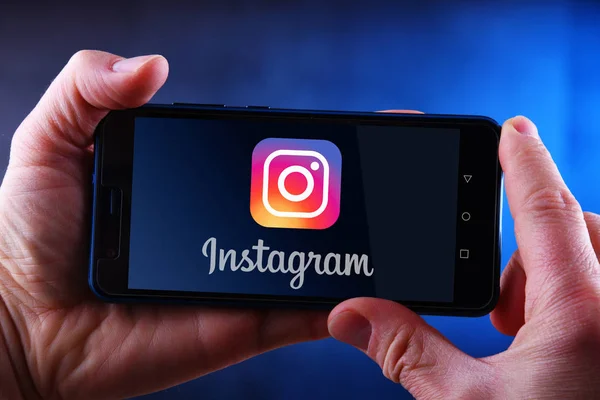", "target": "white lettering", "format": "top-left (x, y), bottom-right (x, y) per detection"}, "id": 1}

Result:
top-left (288, 251), bottom-right (311, 289)
top-left (239, 250), bottom-right (254, 272)
top-left (345, 254), bottom-right (373, 276)
top-left (219, 249), bottom-right (237, 271)
top-left (202, 237), bottom-right (217, 274)
top-left (323, 253), bottom-right (341, 276)
top-left (252, 239), bottom-right (269, 272)
top-left (200, 237), bottom-right (373, 289)
top-left (311, 252), bottom-right (324, 275)
top-left (266, 251), bottom-right (285, 273)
